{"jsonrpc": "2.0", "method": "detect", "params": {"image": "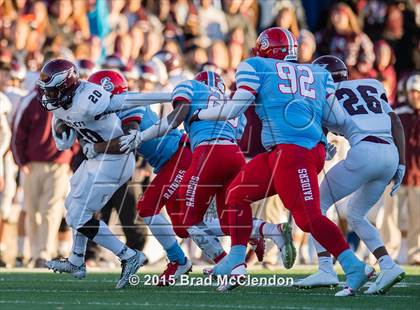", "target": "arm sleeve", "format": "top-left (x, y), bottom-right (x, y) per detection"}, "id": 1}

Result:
top-left (98, 91), bottom-right (172, 118)
top-left (198, 61), bottom-right (259, 121)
